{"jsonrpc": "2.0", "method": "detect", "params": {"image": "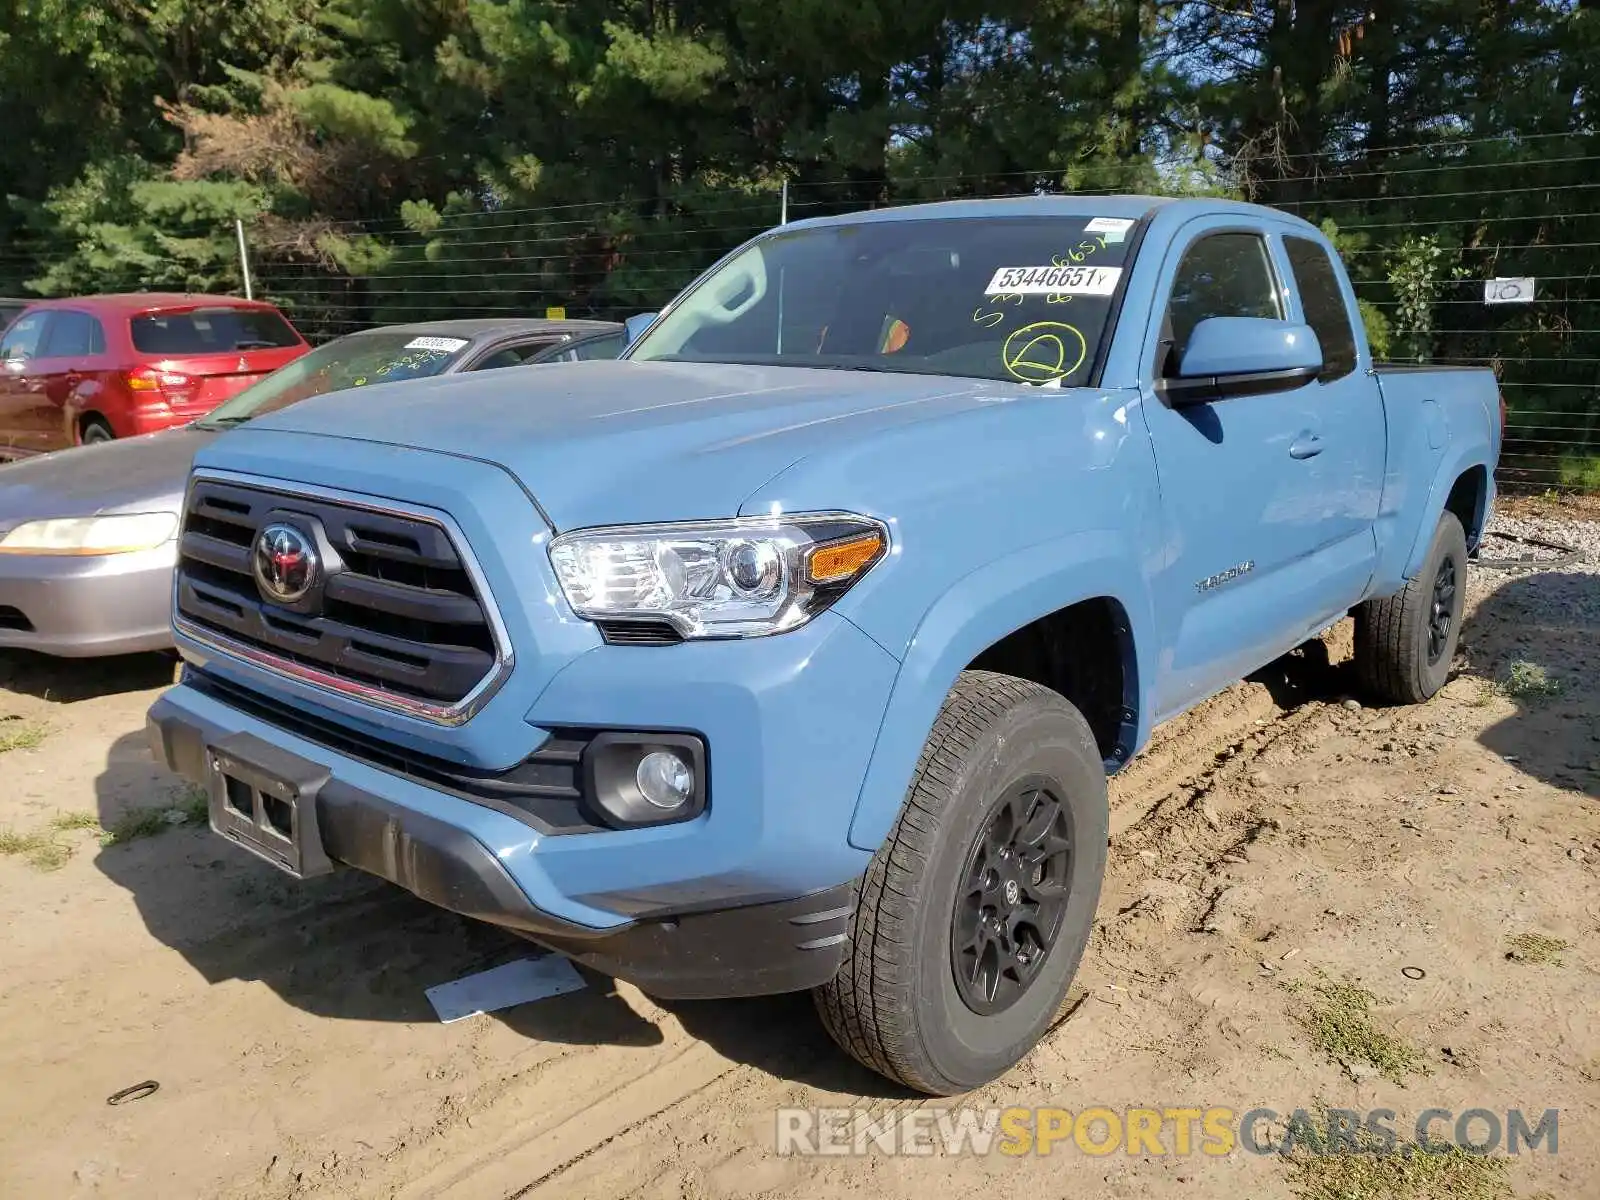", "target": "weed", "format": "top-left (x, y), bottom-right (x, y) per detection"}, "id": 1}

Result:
top-left (99, 785), bottom-right (210, 847)
top-left (1505, 932), bottom-right (1566, 966)
top-left (0, 718), bottom-right (50, 754)
top-left (1288, 975), bottom-right (1425, 1083)
top-left (0, 828), bottom-right (72, 871)
top-left (1500, 661), bottom-right (1561, 700)
top-left (48, 810), bottom-right (100, 832)
top-left (1285, 1141), bottom-right (1510, 1200)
